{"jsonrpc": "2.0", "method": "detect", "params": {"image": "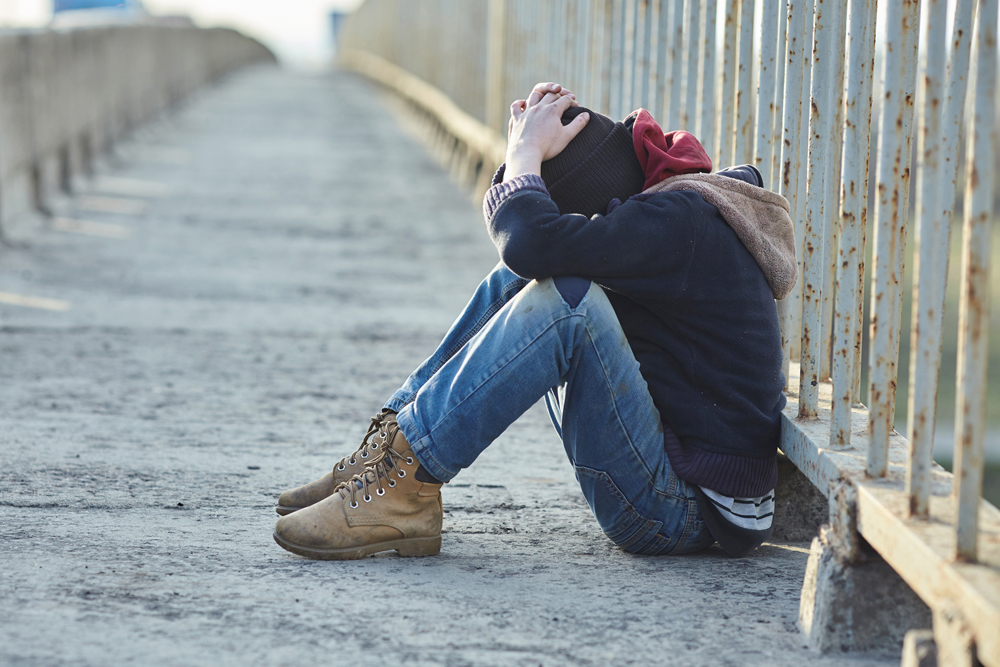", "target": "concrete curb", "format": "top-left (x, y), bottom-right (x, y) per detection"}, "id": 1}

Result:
top-left (0, 23), bottom-right (275, 239)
